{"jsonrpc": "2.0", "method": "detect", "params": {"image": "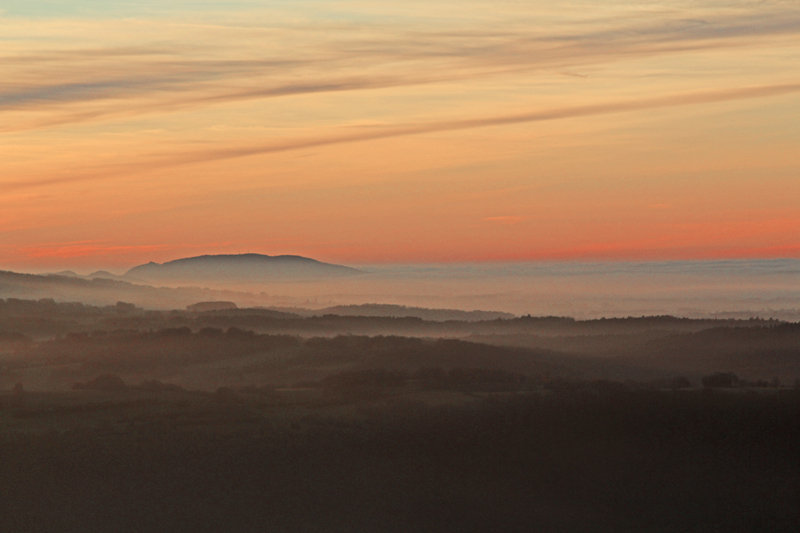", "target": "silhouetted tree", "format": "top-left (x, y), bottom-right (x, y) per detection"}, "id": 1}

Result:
top-left (670, 376), bottom-right (692, 390)
top-left (701, 372), bottom-right (739, 388)
top-left (73, 374), bottom-right (127, 391)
